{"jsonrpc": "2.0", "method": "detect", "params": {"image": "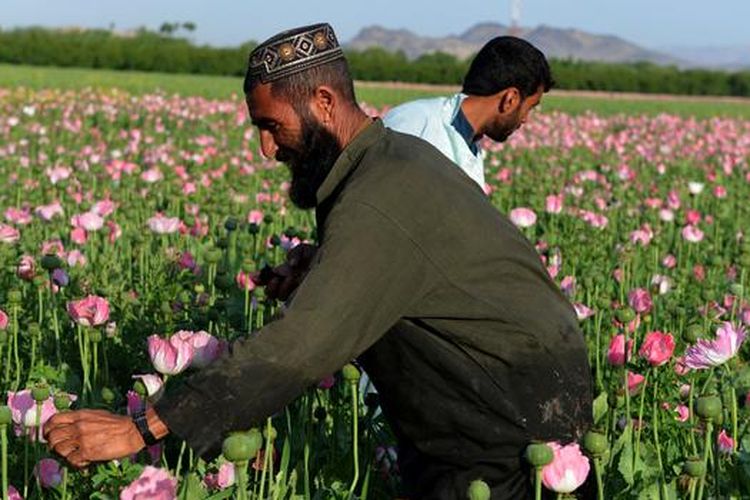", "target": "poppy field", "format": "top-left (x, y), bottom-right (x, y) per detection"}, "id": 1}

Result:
top-left (1, 70), bottom-right (750, 499)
